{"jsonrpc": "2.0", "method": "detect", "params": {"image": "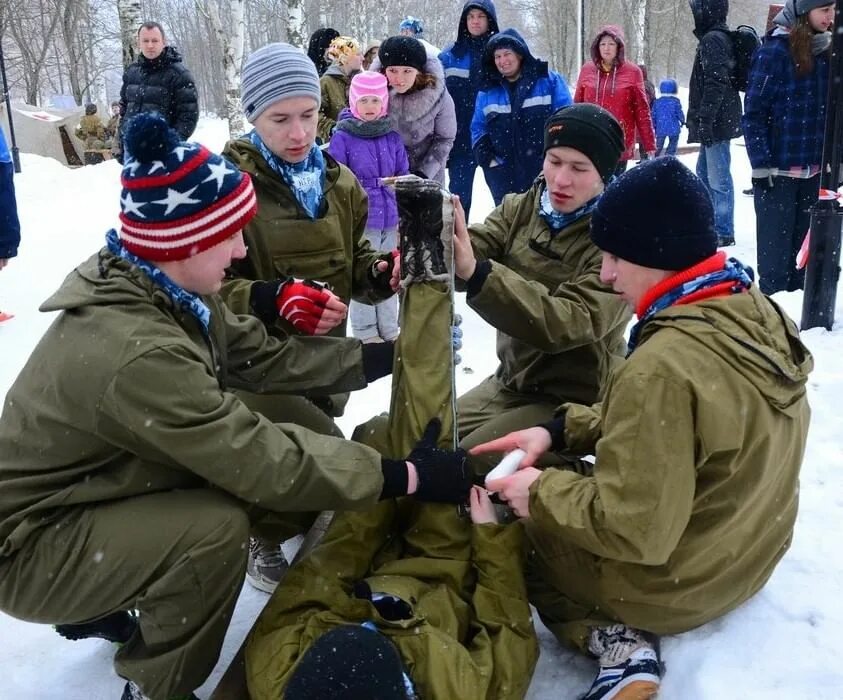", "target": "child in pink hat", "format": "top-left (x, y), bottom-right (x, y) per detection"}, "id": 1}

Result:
top-left (328, 71), bottom-right (410, 343)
